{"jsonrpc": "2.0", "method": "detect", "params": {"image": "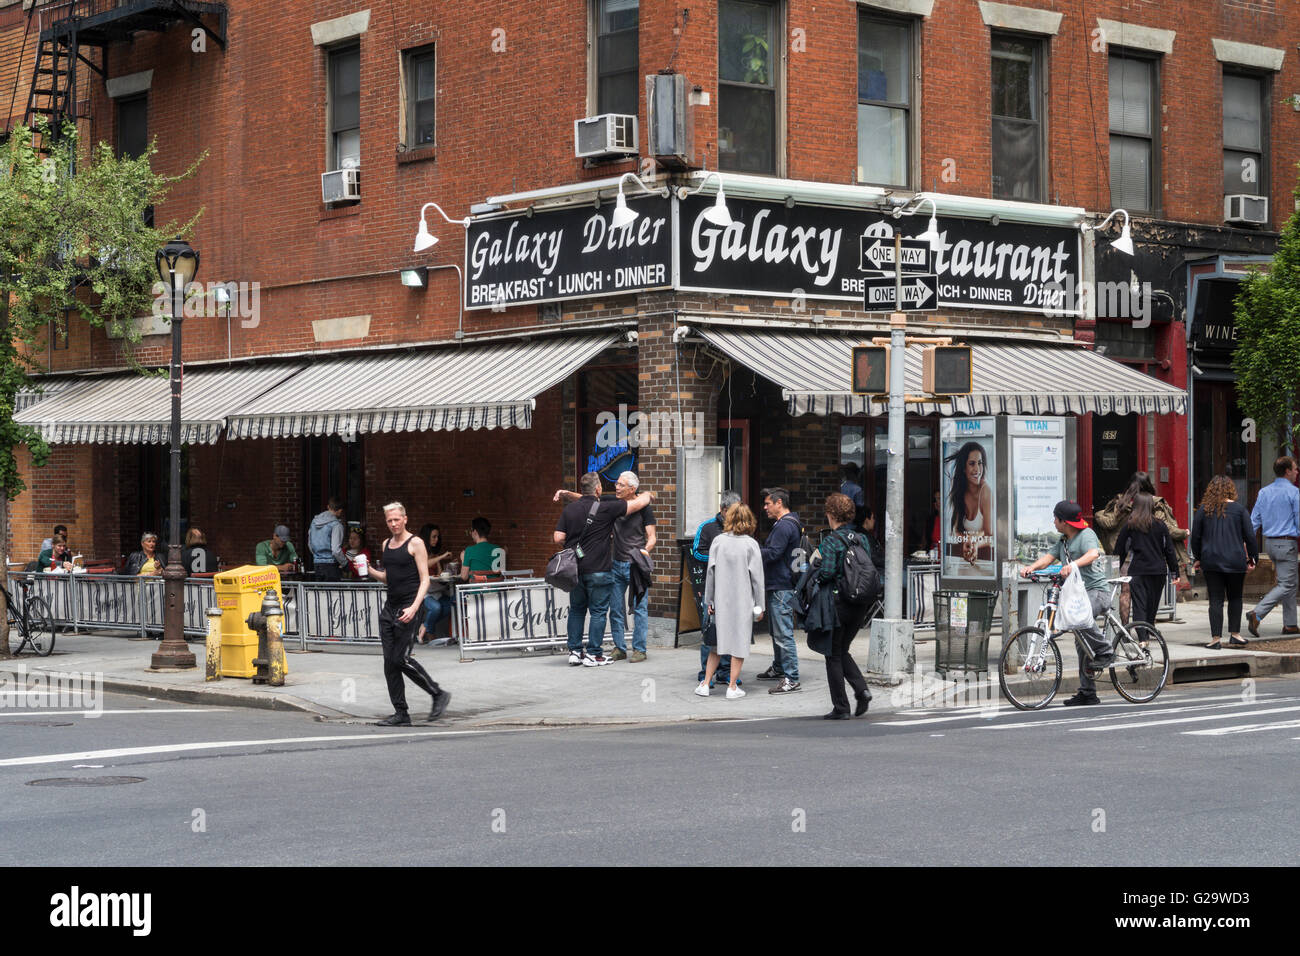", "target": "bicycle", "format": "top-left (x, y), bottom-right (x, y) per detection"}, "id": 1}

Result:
top-left (3, 575), bottom-right (56, 657)
top-left (999, 572), bottom-right (1170, 710)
